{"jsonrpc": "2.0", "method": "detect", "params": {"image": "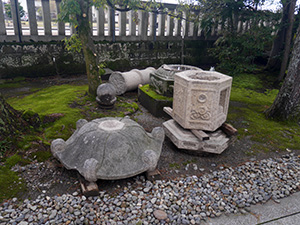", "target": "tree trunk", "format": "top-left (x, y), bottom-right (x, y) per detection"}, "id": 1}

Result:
top-left (265, 0), bottom-right (292, 71)
top-left (0, 94), bottom-right (28, 140)
top-left (77, 0), bottom-right (101, 97)
top-left (278, 0), bottom-right (297, 81)
top-left (265, 24), bottom-right (300, 121)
